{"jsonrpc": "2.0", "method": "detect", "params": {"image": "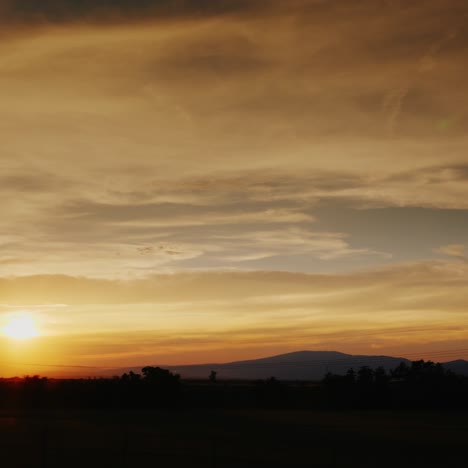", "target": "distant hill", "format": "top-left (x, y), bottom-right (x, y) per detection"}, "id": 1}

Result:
top-left (104, 350), bottom-right (413, 381)
top-left (443, 360), bottom-right (468, 376)
top-left (42, 352), bottom-right (468, 381)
